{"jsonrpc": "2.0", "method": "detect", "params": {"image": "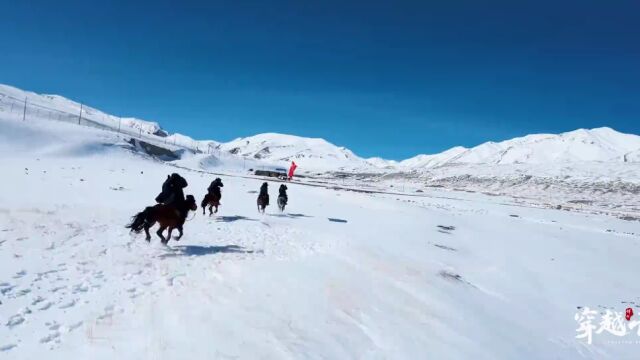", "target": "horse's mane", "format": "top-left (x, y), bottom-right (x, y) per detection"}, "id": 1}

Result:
top-left (176, 195), bottom-right (196, 218)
